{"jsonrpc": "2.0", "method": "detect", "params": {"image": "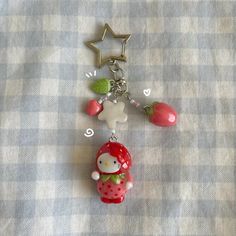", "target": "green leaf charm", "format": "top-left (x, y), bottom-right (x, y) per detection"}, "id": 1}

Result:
top-left (90, 78), bottom-right (111, 94)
